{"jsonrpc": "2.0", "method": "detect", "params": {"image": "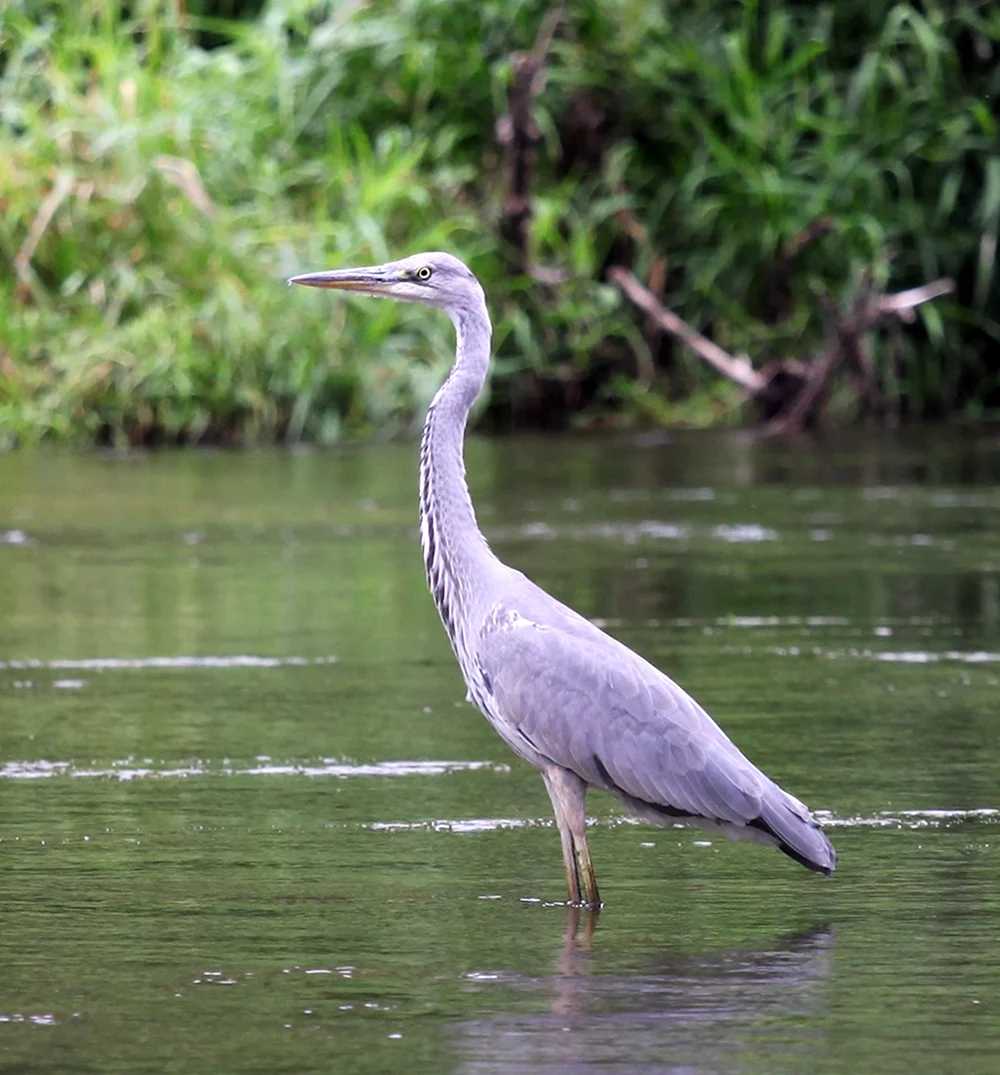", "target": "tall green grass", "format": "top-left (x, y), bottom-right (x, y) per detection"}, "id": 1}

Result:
top-left (0, 0), bottom-right (490, 445)
top-left (0, 0), bottom-right (997, 444)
